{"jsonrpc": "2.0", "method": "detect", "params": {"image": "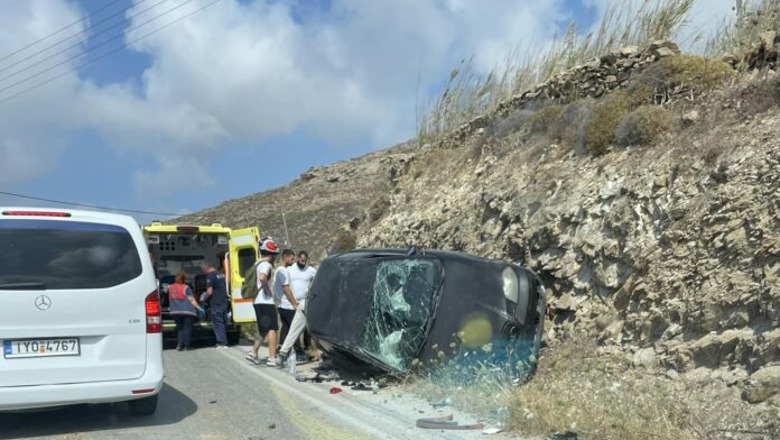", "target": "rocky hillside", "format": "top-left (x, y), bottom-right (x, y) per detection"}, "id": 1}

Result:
top-left (174, 142), bottom-right (416, 259)
top-left (180, 38), bottom-right (780, 435)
